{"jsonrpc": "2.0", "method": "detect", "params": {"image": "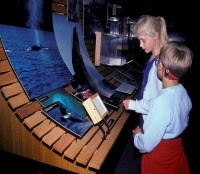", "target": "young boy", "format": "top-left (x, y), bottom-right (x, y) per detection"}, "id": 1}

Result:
top-left (133, 41), bottom-right (193, 174)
